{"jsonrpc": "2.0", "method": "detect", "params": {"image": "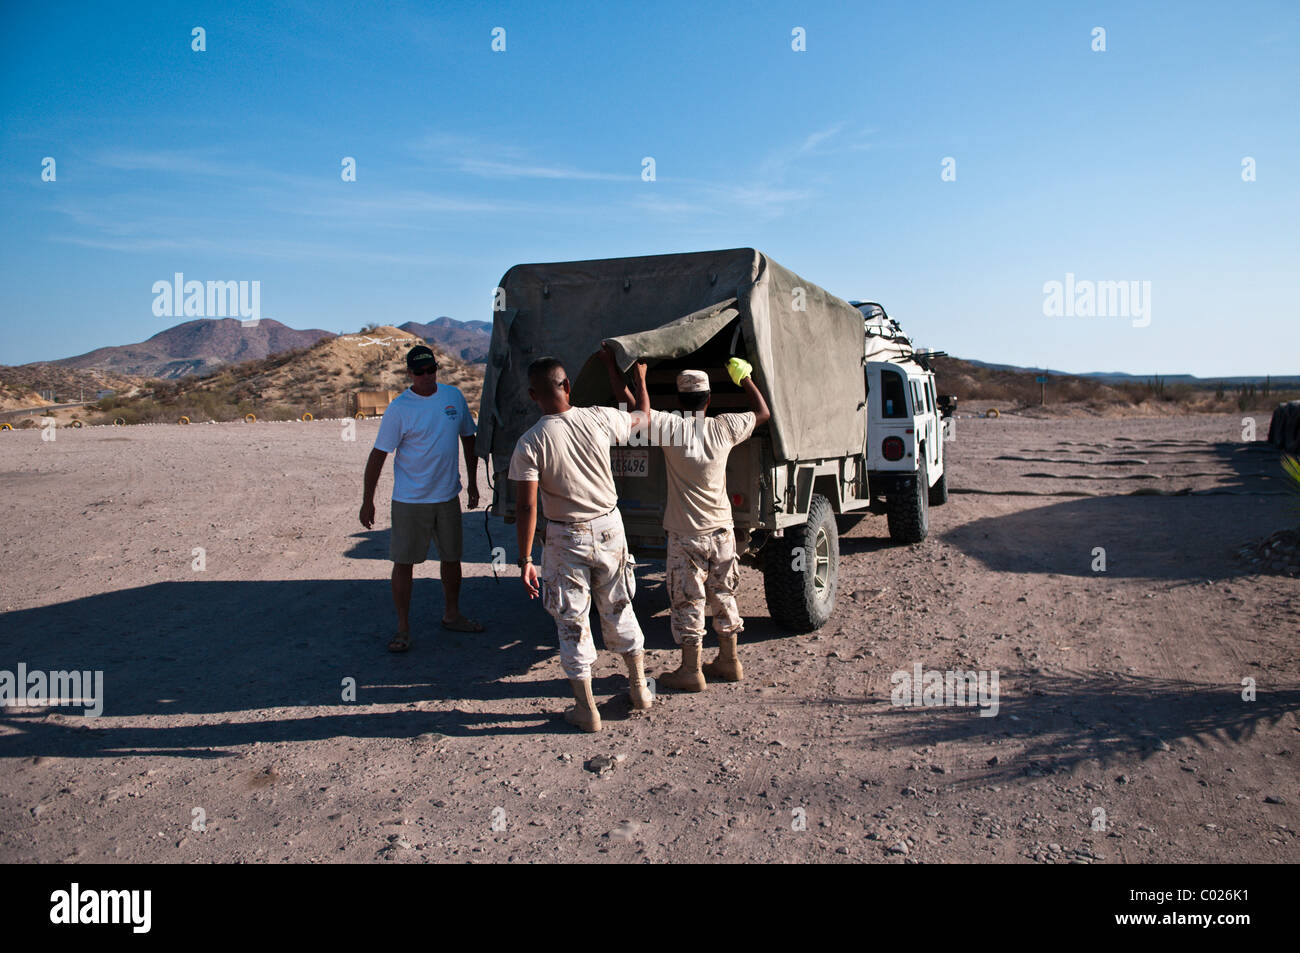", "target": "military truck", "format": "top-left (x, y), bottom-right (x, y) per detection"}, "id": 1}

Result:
top-left (477, 248), bottom-right (950, 633)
